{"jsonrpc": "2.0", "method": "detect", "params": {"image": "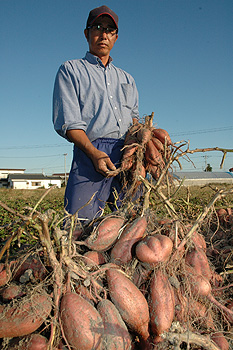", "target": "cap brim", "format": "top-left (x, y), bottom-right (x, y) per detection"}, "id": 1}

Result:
top-left (90, 12), bottom-right (118, 29)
